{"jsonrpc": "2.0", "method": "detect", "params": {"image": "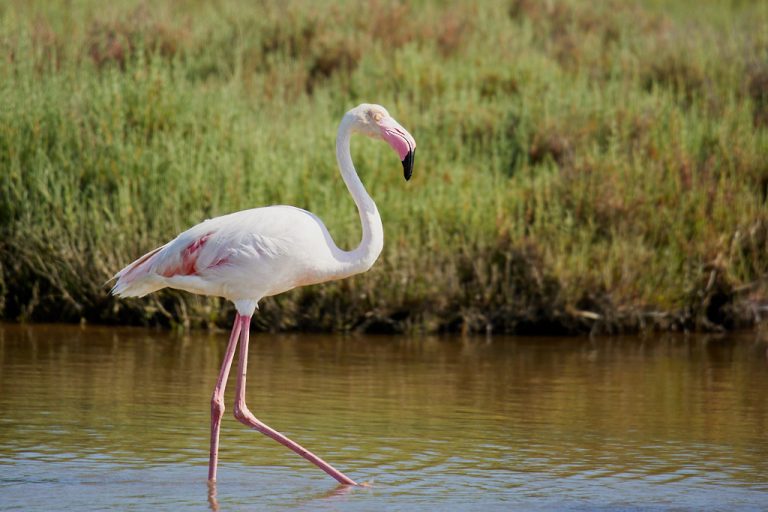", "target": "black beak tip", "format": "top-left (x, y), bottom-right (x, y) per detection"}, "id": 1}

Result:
top-left (402, 149), bottom-right (415, 181)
